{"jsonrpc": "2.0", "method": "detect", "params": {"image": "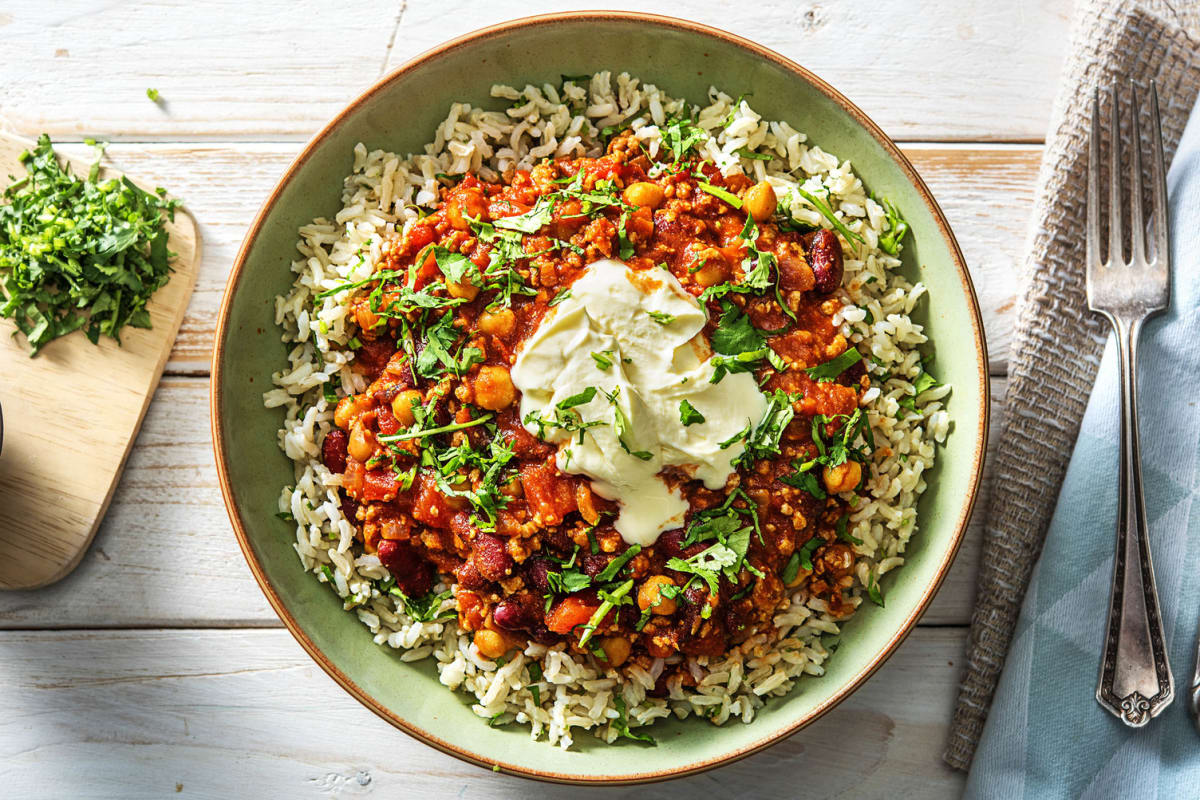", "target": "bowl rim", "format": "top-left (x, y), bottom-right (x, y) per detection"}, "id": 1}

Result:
top-left (210, 9), bottom-right (989, 785)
